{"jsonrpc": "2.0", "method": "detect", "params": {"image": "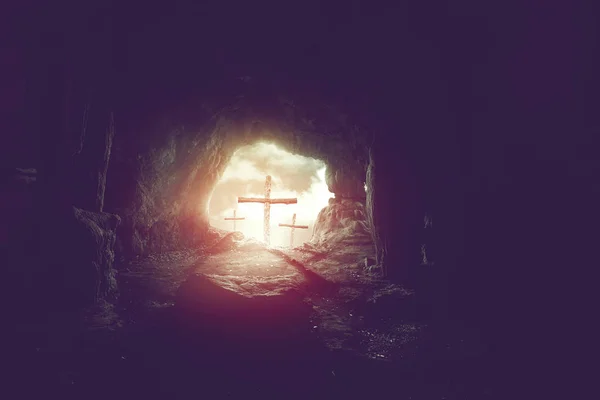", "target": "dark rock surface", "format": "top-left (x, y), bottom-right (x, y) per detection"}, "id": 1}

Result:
top-left (71, 106), bottom-right (115, 212)
top-left (1, 168), bottom-right (39, 311)
top-left (311, 197), bottom-right (371, 248)
top-left (325, 163), bottom-right (366, 199)
top-left (104, 94), bottom-right (371, 260)
top-left (0, 168), bottom-right (37, 252)
top-left (42, 207), bottom-right (121, 306)
top-left (206, 230), bottom-right (245, 254)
